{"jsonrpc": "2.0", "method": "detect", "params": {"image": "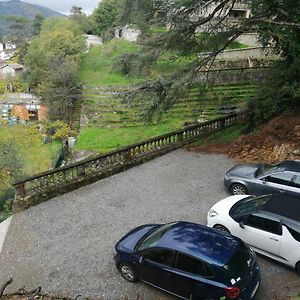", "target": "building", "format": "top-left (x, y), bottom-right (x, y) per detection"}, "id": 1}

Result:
top-left (0, 63), bottom-right (24, 79)
top-left (115, 25), bottom-right (141, 42)
top-left (85, 34), bottom-right (103, 49)
top-left (0, 93), bottom-right (47, 124)
top-left (0, 42), bottom-right (17, 61)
